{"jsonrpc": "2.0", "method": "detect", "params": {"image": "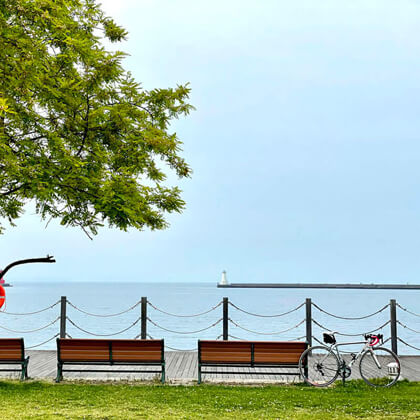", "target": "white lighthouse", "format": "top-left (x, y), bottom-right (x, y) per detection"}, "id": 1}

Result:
top-left (219, 270), bottom-right (229, 286)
